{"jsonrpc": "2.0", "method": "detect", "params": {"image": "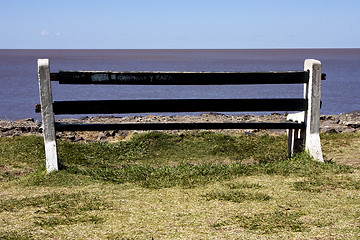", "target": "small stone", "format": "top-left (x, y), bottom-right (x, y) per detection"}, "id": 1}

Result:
top-left (20, 126), bottom-right (31, 132)
top-left (15, 118), bottom-right (34, 122)
top-left (119, 131), bottom-right (129, 137)
top-left (68, 136), bottom-right (76, 141)
top-left (322, 127), bottom-right (339, 134)
top-left (104, 131), bottom-right (112, 137)
top-left (341, 128), bottom-right (356, 133)
top-left (244, 131), bottom-right (255, 136)
top-left (347, 123), bottom-right (359, 129)
top-left (98, 132), bottom-right (107, 140)
top-left (74, 137), bottom-right (84, 142)
top-left (321, 120), bottom-right (335, 126)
